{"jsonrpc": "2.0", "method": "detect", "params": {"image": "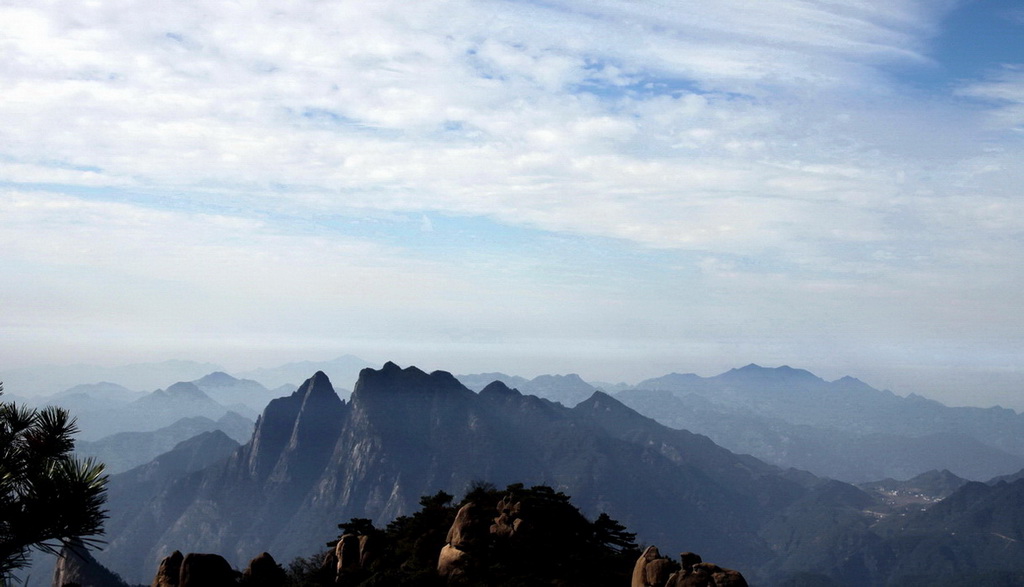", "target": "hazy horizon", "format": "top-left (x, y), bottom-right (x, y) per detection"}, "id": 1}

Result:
top-left (5, 353), bottom-right (1024, 413)
top-left (3, 1), bottom-right (1022, 410)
